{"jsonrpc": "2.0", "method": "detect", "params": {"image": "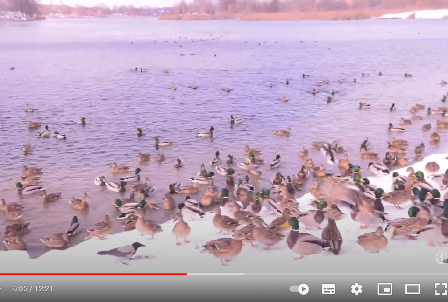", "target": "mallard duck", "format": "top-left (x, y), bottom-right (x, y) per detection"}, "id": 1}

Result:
top-left (5, 207), bottom-right (22, 221)
top-left (273, 127), bottom-right (291, 136)
top-left (172, 213), bottom-right (191, 245)
top-left (41, 190), bottom-right (61, 203)
top-left (244, 145), bottom-right (262, 156)
top-left (0, 199), bottom-right (25, 212)
top-left (359, 102), bottom-right (371, 109)
top-left (388, 123), bottom-right (405, 132)
top-left (312, 165), bottom-right (326, 178)
top-left (25, 103), bottom-right (36, 113)
top-left (212, 207), bottom-right (240, 234)
top-left (338, 154), bottom-right (349, 170)
top-left (66, 216), bottom-right (80, 236)
top-left (28, 122), bottom-right (42, 130)
top-left (414, 143), bottom-right (425, 157)
top-left (269, 155), bottom-right (281, 169)
top-left (201, 238), bottom-right (243, 266)
top-left (36, 125), bottom-right (51, 138)
top-left (190, 175), bottom-right (214, 185)
top-left (427, 169), bottom-right (448, 189)
top-left (176, 185), bottom-right (200, 194)
top-left (22, 144), bottom-right (33, 155)
top-left (350, 200), bottom-right (386, 229)
top-left (21, 165), bottom-right (42, 176)
top-left (388, 142), bottom-right (407, 153)
top-left (15, 182), bottom-right (43, 195)
top-left (405, 73), bottom-right (412, 77)
top-left (282, 79), bottom-right (290, 85)
top-left (154, 137), bottom-right (172, 147)
top-left (368, 162), bottom-right (389, 177)
top-left (41, 233), bottom-right (70, 248)
top-left (198, 126), bottom-right (214, 137)
top-left (396, 157), bottom-right (409, 166)
top-left (111, 162), bottom-right (131, 173)
top-left (120, 168), bottom-right (142, 183)
top-left (230, 115), bottom-right (243, 125)
top-left (178, 199), bottom-right (205, 220)
top-left (53, 131), bottom-right (66, 140)
top-left (131, 177), bottom-right (151, 192)
top-left (298, 206), bottom-right (327, 229)
top-left (76, 117), bottom-right (86, 125)
top-left (174, 158), bottom-right (183, 169)
top-left (200, 189), bottom-right (217, 207)
top-left (390, 137), bottom-right (409, 147)
top-left (134, 211), bottom-right (162, 239)
top-left (155, 153), bottom-right (165, 163)
top-left (390, 103), bottom-right (396, 111)
top-left (226, 154), bottom-right (234, 165)
top-left (385, 215), bottom-right (431, 240)
top-left (281, 96), bottom-right (289, 102)
top-left (211, 151), bottom-right (221, 166)
top-left (85, 215), bottom-right (113, 240)
top-left (105, 180), bottom-right (127, 193)
top-left (70, 193), bottom-right (90, 210)
top-left (121, 214), bottom-right (138, 230)
top-left (311, 201), bottom-right (343, 221)
top-left (247, 153), bottom-right (264, 165)
top-left (436, 120), bottom-right (448, 129)
top-left (137, 128), bottom-right (144, 137)
top-left (188, 85), bottom-right (199, 90)
top-left (267, 209), bottom-right (293, 235)
top-left (216, 166), bottom-right (234, 177)
top-left (233, 218), bottom-right (266, 247)
top-left (164, 69), bottom-right (170, 73)
top-left (383, 176), bottom-right (415, 209)
top-left (400, 118), bottom-right (412, 125)
top-left (356, 226), bottom-right (388, 253)
top-left (383, 152), bottom-right (396, 166)
top-left (425, 161), bottom-right (440, 173)
top-left (252, 217), bottom-right (285, 250)
top-left (304, 159), bottom-right (314, 169)
top-left (286, 217), bottom-right (328, 259)
top-left (298, 147), bottom-right (308, 157)
top-left (3, 236), bottom-right (26, 251)
top-left (321, 213), bottom-right (343, 255)
top-left (137, 153), bottom-right (151, 163)
top-left (5, 223), bottom-right (30, 237)
top-left (430, 132), bottom-right (441, 144)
